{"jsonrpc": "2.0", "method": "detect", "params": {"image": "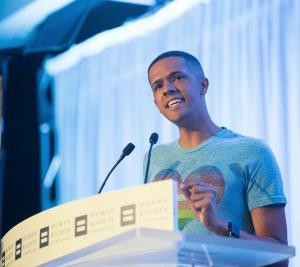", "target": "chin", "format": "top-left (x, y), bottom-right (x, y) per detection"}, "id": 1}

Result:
top-left (168, 116), bottom-right (186, 126)
top-left (162, 109), bottom-right (190, 126)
